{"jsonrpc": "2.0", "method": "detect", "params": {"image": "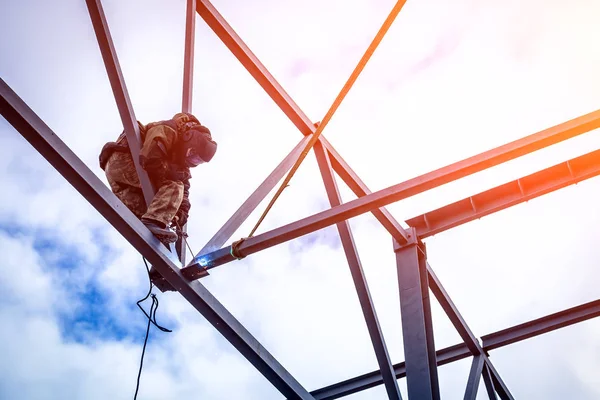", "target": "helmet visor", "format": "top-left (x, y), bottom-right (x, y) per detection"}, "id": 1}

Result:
top-left (185, 147), bottom-right (204, 167)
